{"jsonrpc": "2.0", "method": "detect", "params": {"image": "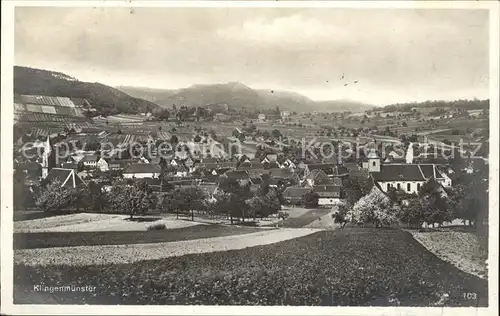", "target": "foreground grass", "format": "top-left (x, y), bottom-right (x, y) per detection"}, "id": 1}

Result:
top-left (14, 228), bottom-right (487, 306)
top-left (14, 210), bottom-right (72, 222)
top-left (14, 224), bottom-right (265, 249)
